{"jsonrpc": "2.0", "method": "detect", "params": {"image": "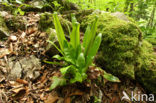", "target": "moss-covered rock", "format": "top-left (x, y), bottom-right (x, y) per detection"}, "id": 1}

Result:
top-left (81, 11), bottom-right (156, 93)
top-left (39, 12), bottom-right (72, 33)
top-left (81, 12), bottom-right (142, 79)
top-left (45, 28), bottom-right (60, 56)
top-left (135, 40), bottom-right (156, 94)
top-left (145, 37), bottom-right (156, 46)
top-left (39, 12), bottom-right (53, 31)
top-left (5, 15), bottom-right (26, 32)
top-left (0, 14), bottom-right (10, 39)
